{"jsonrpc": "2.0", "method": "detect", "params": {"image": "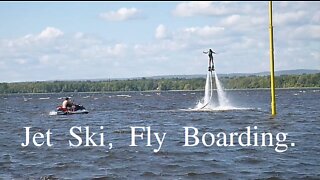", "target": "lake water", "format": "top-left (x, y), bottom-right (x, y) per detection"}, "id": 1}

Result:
top-left (0, 89), bottom-right (319, 179)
